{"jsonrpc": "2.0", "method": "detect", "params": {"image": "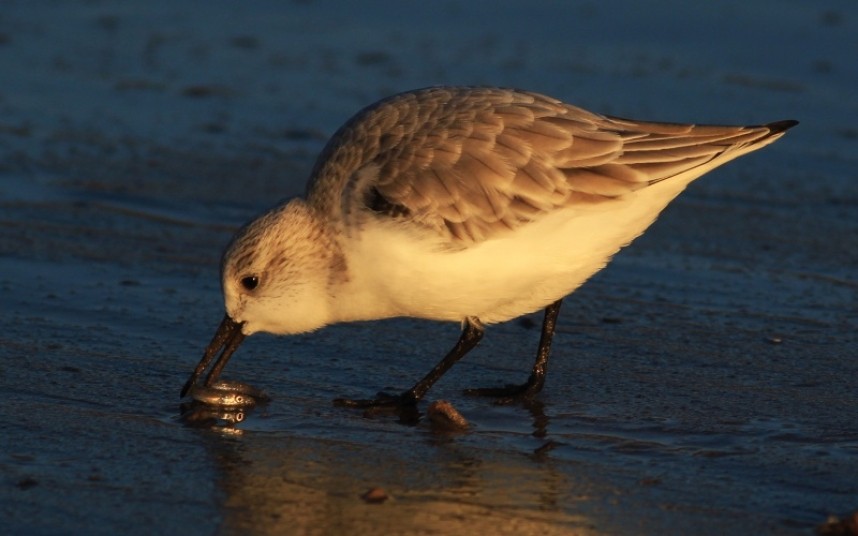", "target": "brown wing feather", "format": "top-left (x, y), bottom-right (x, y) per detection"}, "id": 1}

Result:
top-left (305, 87), bottom-right (791, 245)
